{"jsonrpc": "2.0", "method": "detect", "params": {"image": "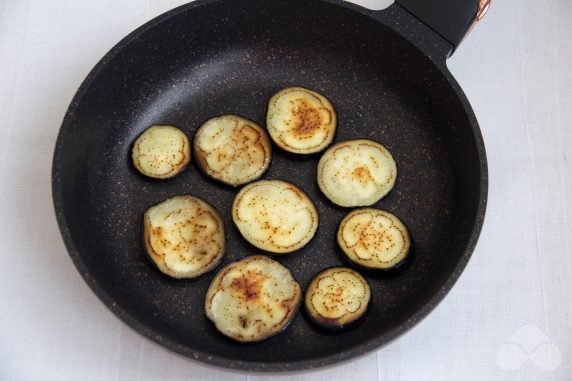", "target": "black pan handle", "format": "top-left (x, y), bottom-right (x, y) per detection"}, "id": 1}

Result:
top-left (395, 0), bottom-right (490, 50)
